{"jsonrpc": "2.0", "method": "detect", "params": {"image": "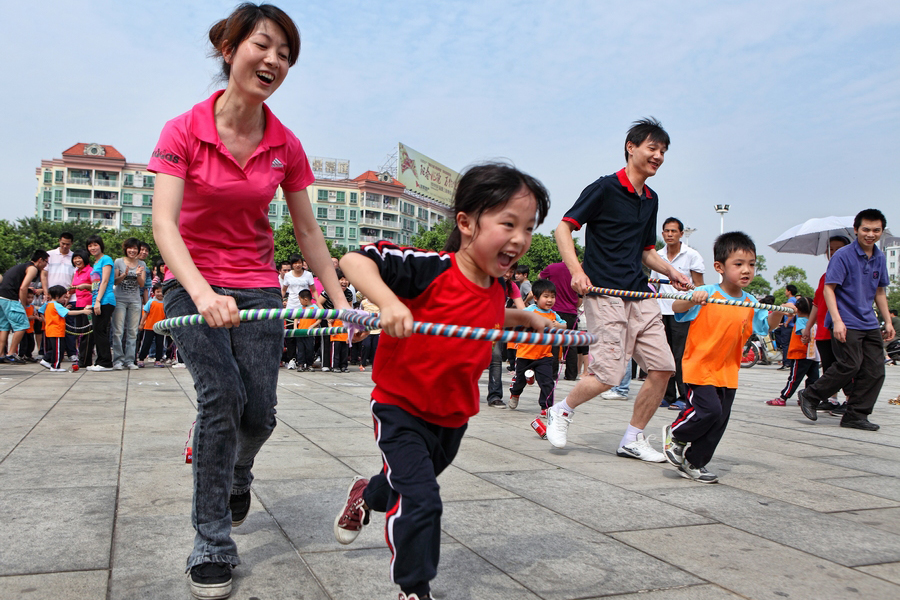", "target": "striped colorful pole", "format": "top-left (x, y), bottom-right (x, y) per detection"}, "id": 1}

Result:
top-left (155, 307), bottom-right (598, 346)
top-left (586, 286), bottom-right (795, 314)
